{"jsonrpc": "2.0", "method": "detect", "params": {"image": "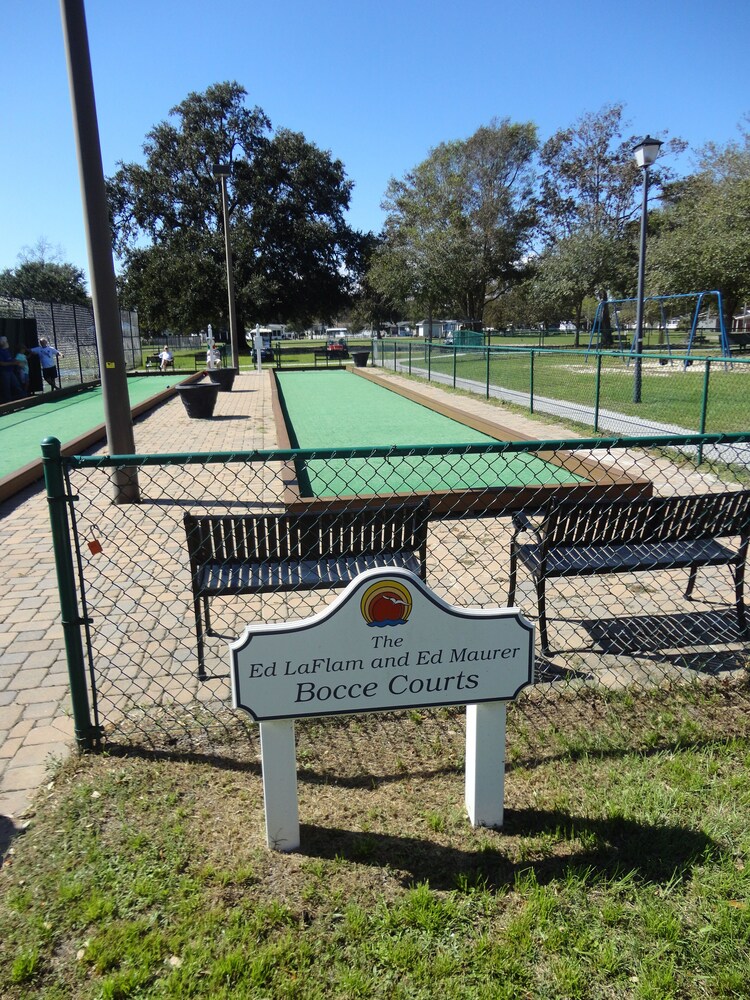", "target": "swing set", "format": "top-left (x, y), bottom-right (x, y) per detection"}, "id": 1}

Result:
top-left (586, 291), bottom-right (729, 365)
